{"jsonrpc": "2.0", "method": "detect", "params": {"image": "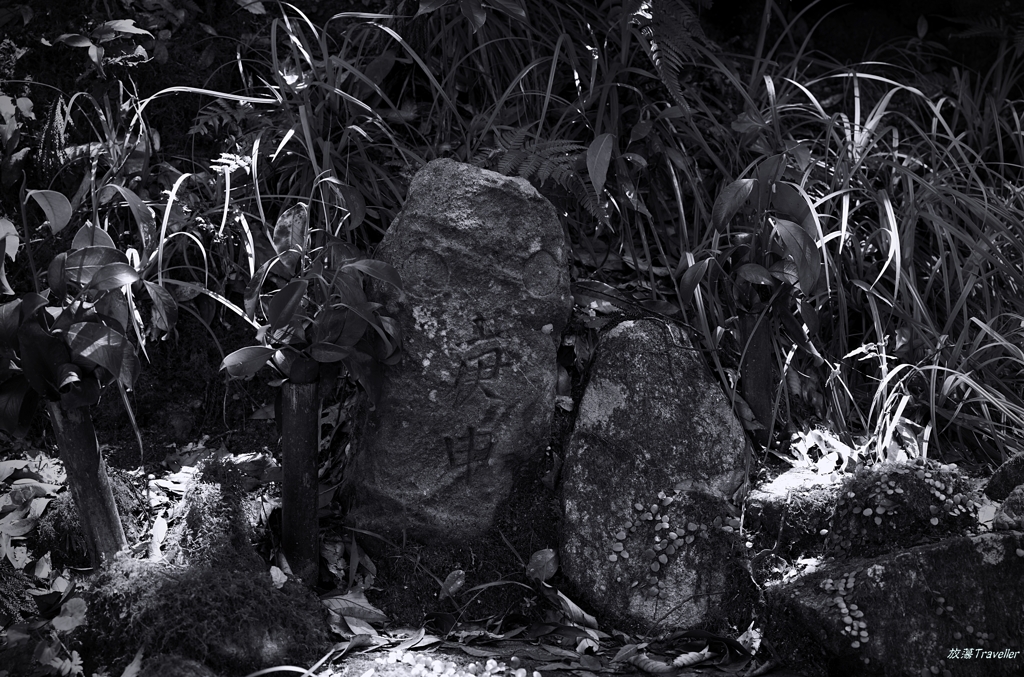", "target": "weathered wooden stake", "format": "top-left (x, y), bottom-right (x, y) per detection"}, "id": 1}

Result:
top-left (46, 402), bottom-right (127, 566)
top-left (280, 380), bottom-right (320, 585)
top-left (739, 310), bottom-right (774, 444)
